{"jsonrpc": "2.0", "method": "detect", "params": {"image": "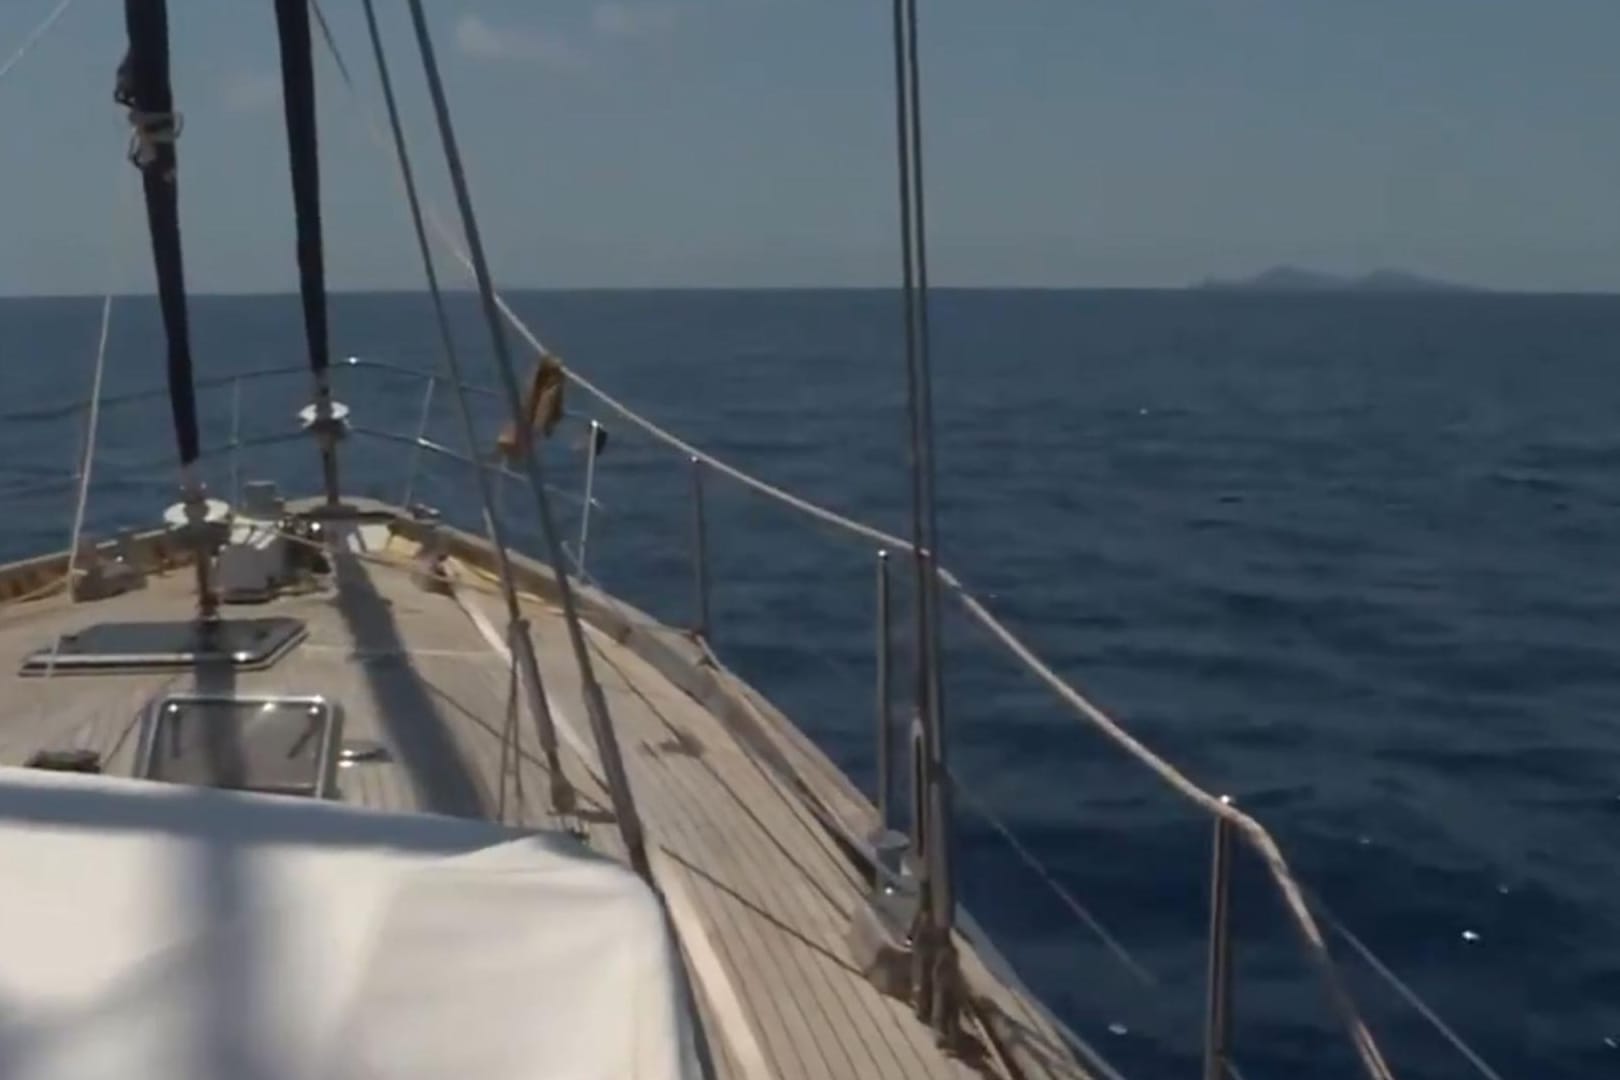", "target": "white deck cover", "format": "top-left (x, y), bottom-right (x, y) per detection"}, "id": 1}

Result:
top-left (0, 766), bottom-right (698, 1080)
